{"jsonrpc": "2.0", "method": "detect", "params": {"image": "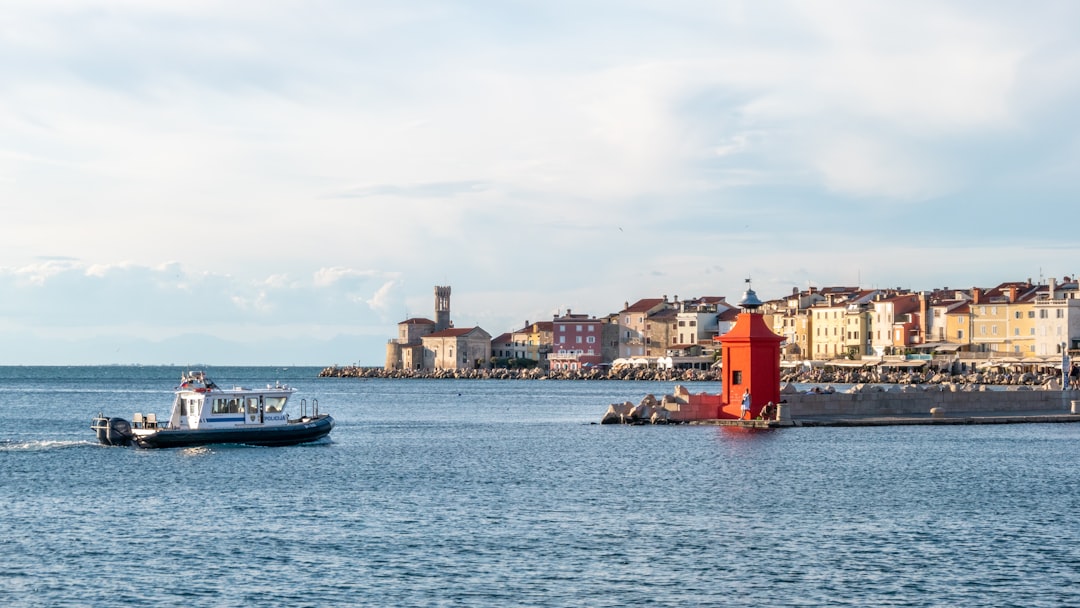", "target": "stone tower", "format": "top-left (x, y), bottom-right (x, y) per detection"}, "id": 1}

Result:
top-left (434, 285), bottom-right (452, 331)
